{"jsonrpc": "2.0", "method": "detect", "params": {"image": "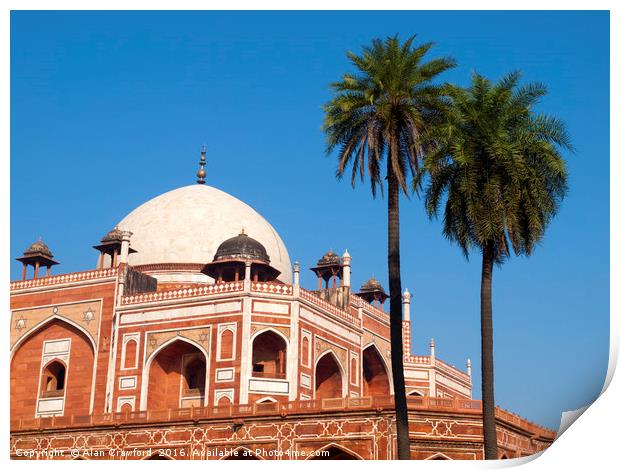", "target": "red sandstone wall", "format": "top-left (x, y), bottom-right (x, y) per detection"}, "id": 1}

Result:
top-left (10, 319), bottom-right (95, 419)
top-left (10, 281), bottom-right (116, 415)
